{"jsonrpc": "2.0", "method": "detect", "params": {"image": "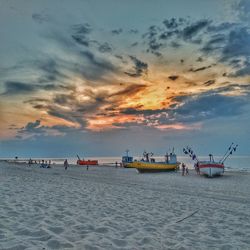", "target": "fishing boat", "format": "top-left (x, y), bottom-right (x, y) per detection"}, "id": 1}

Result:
top-left (195, 155), bottom-right (225, 177)
top-left (121, 150), bottom-right (133, 168)
top-left (76, 155), bottom-right (98, 166)
top-left (183, 143), bottom-right (238, 177)
top-left (127, 150), bottom-right (180, 173)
